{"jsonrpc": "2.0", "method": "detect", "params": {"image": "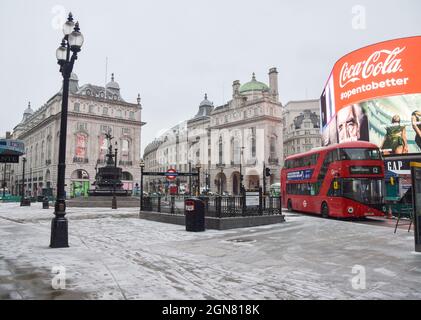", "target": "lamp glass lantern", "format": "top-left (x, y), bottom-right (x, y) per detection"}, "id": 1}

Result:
top-left (56, 45), bottom-right (67, 62)
top-left (69, 30), bottom-right (84, 51)
top-left (63, 20), bottom-right (75, 36)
